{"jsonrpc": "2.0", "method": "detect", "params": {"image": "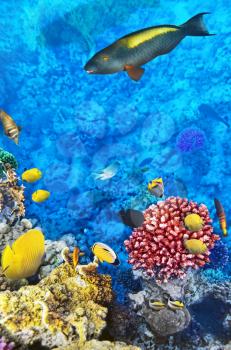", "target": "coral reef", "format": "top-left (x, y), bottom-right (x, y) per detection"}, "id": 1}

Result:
top-left (0, 164), bottom-right (25, 222)
top-left (55, 339), bottom-right (141, 350)
top-left (204, 239), bottom-right (229, 270)
top-left (0, 262), bottom-right (113, 348)
top-left (0, 337), bottom-right (14, 350)
top-left (176, 127), bottom-right (206, 153)
top-left (125, 197), bottom-right (219, 281)
top-left (0, 149), bottom-right (17, 178)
